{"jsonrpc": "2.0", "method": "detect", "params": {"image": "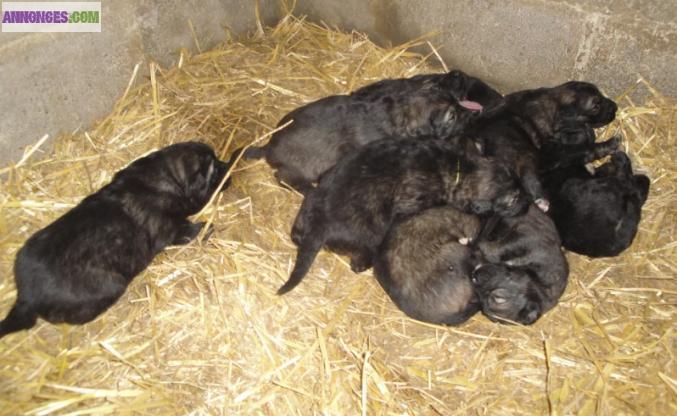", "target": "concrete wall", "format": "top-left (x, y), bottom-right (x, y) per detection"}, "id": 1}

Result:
top-left (293, 0), bottom-right (677, 96)
top-left (1, 0), bottom-right (675, 163)
top-left (0, 0), bottom-right (279, 163)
